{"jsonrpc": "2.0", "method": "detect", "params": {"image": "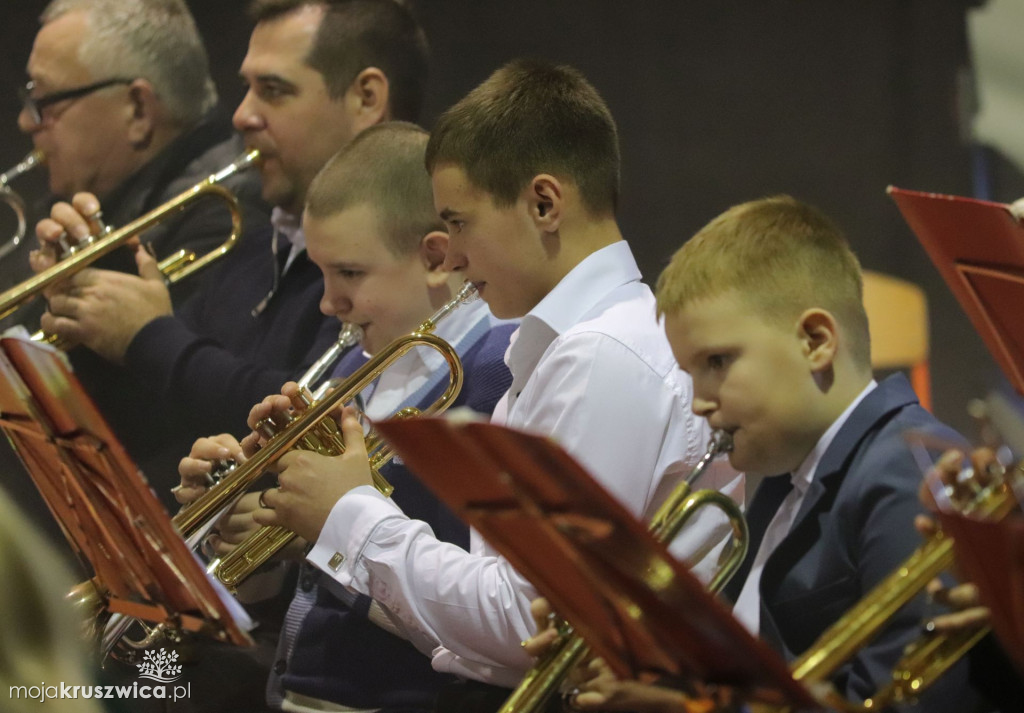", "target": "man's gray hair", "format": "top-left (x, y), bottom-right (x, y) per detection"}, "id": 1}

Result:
top-left (41, 0), bottom-right (217, 127)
